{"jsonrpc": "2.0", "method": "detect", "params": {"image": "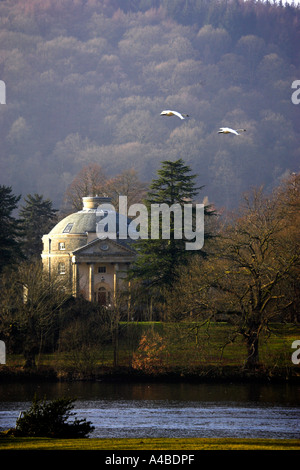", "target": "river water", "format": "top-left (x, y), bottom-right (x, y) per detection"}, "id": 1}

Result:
top-left (0, 381), bottom-right (299, 439)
